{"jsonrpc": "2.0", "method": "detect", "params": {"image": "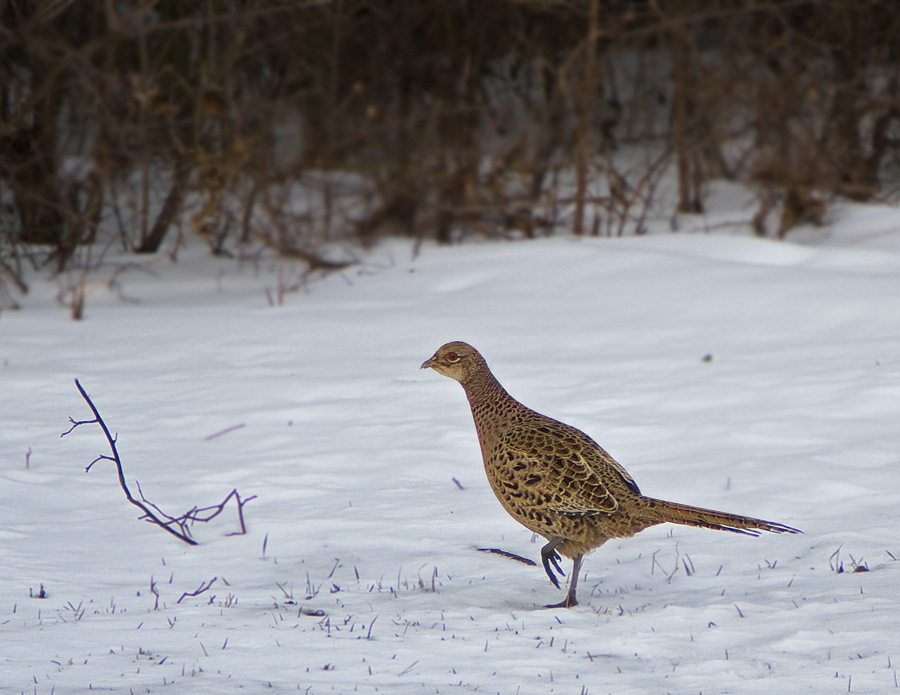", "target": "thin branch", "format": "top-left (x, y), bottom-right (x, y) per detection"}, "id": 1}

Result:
top-left (62, 379), bottom-right (196, 544)
top-left (204, 423), bottom-right (245, 440)
top-left (62, 379), bottom-right (255, 545)
top-left (477, 548), bottom-right (537, 566)
top-left (177, 577), bottom-right (218, 604)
